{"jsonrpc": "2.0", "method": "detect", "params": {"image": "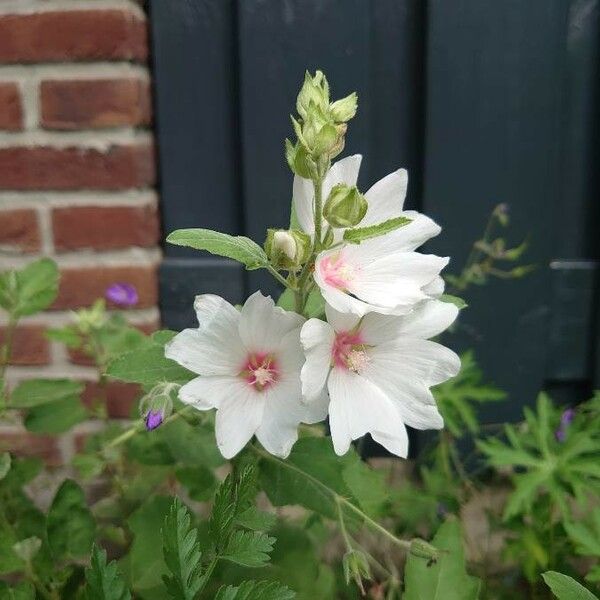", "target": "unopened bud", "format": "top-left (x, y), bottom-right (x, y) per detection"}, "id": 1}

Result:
top-left (265, 229), bottom-right (311, 271)
top-left (323, 184), bottom-right (367, 228)
top-left (330, 92), bottom-right (358, 122)
top-left (409, 538), bottom-right (439, 562)
top-left (140, 383), bottom-right (176, 431)
top-left (342, 549), bottom-right (371, 593)
top-left (75, 299), bottom-right (107, 334)
top-left (296, 70), bottom-right (330, 119)
top-left (285, 139), bottom-right (315, 179)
